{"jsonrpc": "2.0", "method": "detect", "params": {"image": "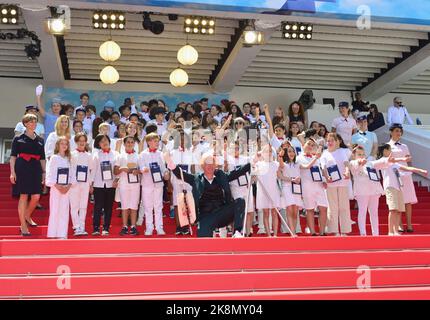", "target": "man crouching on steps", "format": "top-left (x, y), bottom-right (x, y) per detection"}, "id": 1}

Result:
top-left (164, 151), bottom-right (250, 238)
